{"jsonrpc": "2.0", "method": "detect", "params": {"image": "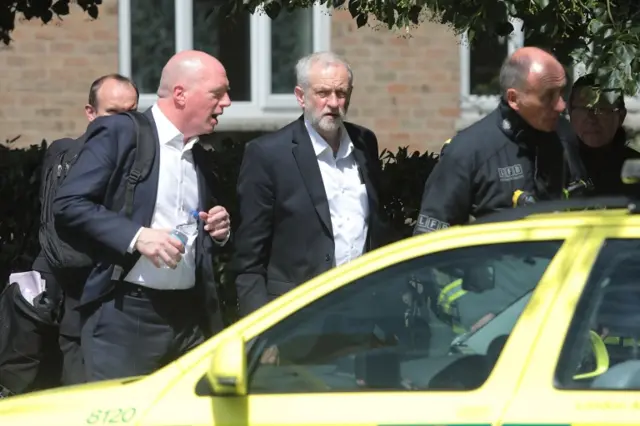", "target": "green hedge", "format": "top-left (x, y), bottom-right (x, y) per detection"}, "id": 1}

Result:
top-left (0, 135), bottom-right (438, 324)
